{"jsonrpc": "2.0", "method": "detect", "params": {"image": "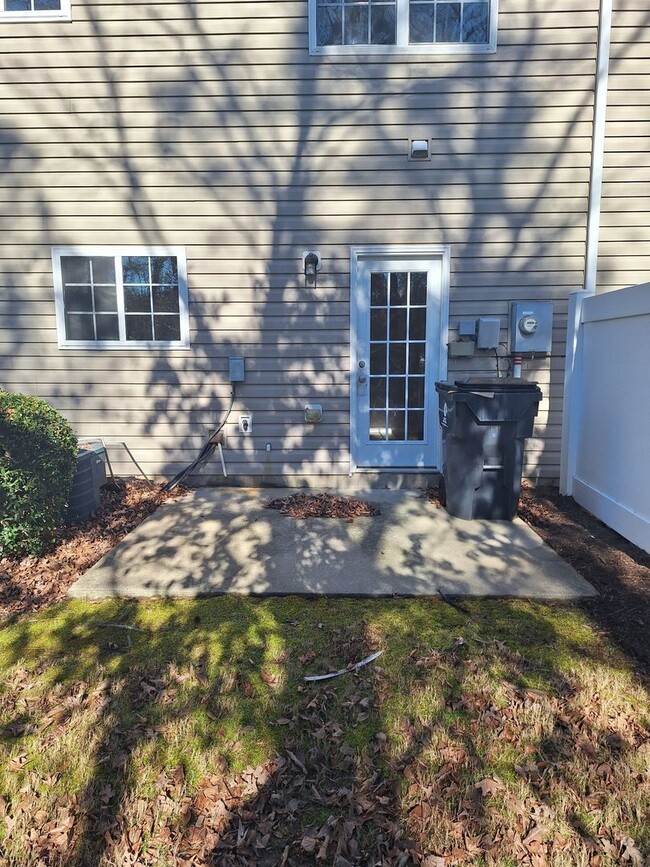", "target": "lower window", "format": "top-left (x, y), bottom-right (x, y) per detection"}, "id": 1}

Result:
top-left (52, 247), bottom-right (190, 349)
